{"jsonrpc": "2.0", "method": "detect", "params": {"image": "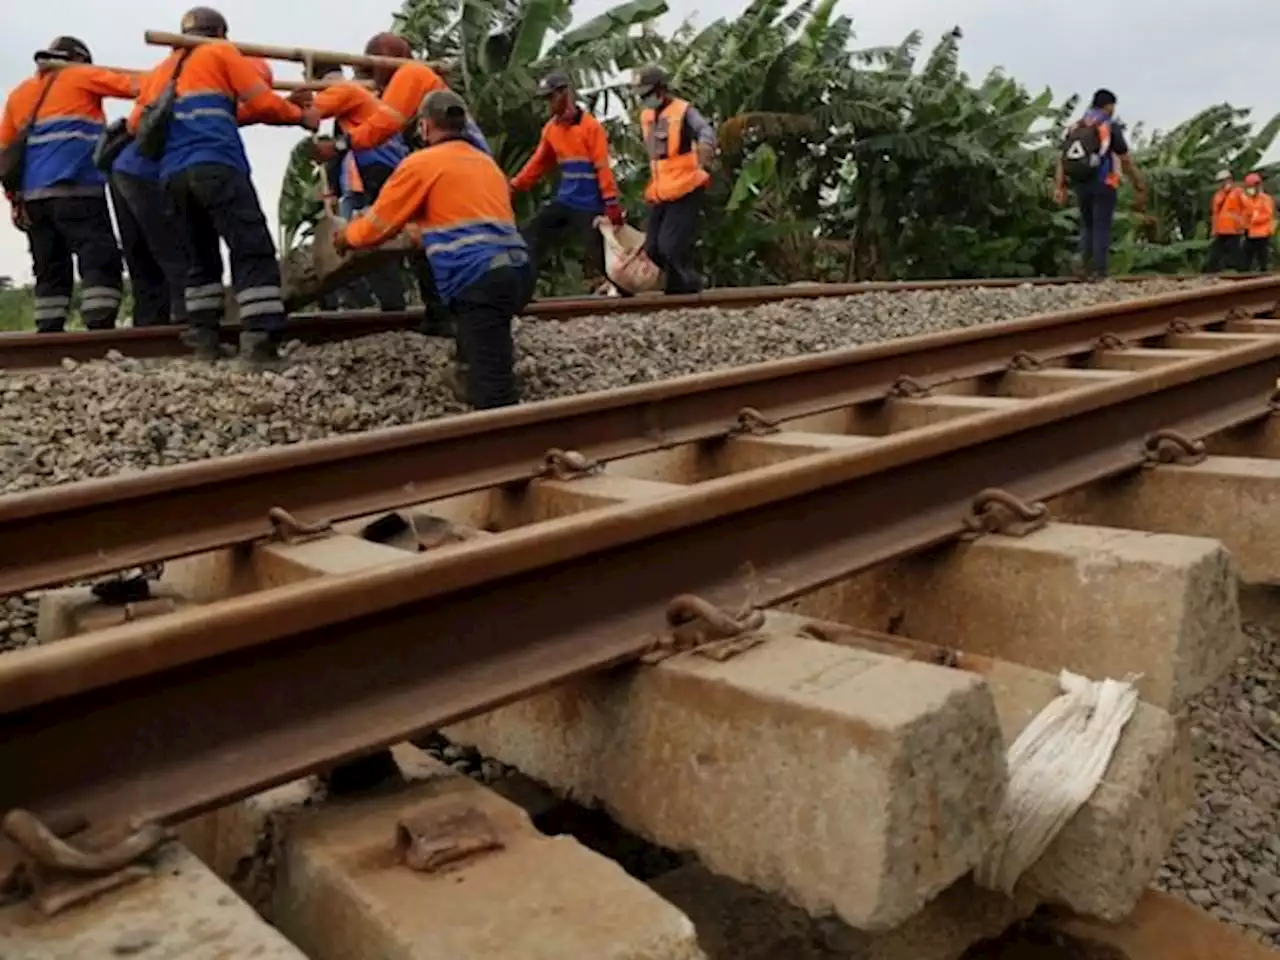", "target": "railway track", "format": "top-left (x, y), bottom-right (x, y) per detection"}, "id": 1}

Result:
top-left (0, 273), bottom-right (1248, 370)
top-left (3, 275), bottom-right (1280, 959)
